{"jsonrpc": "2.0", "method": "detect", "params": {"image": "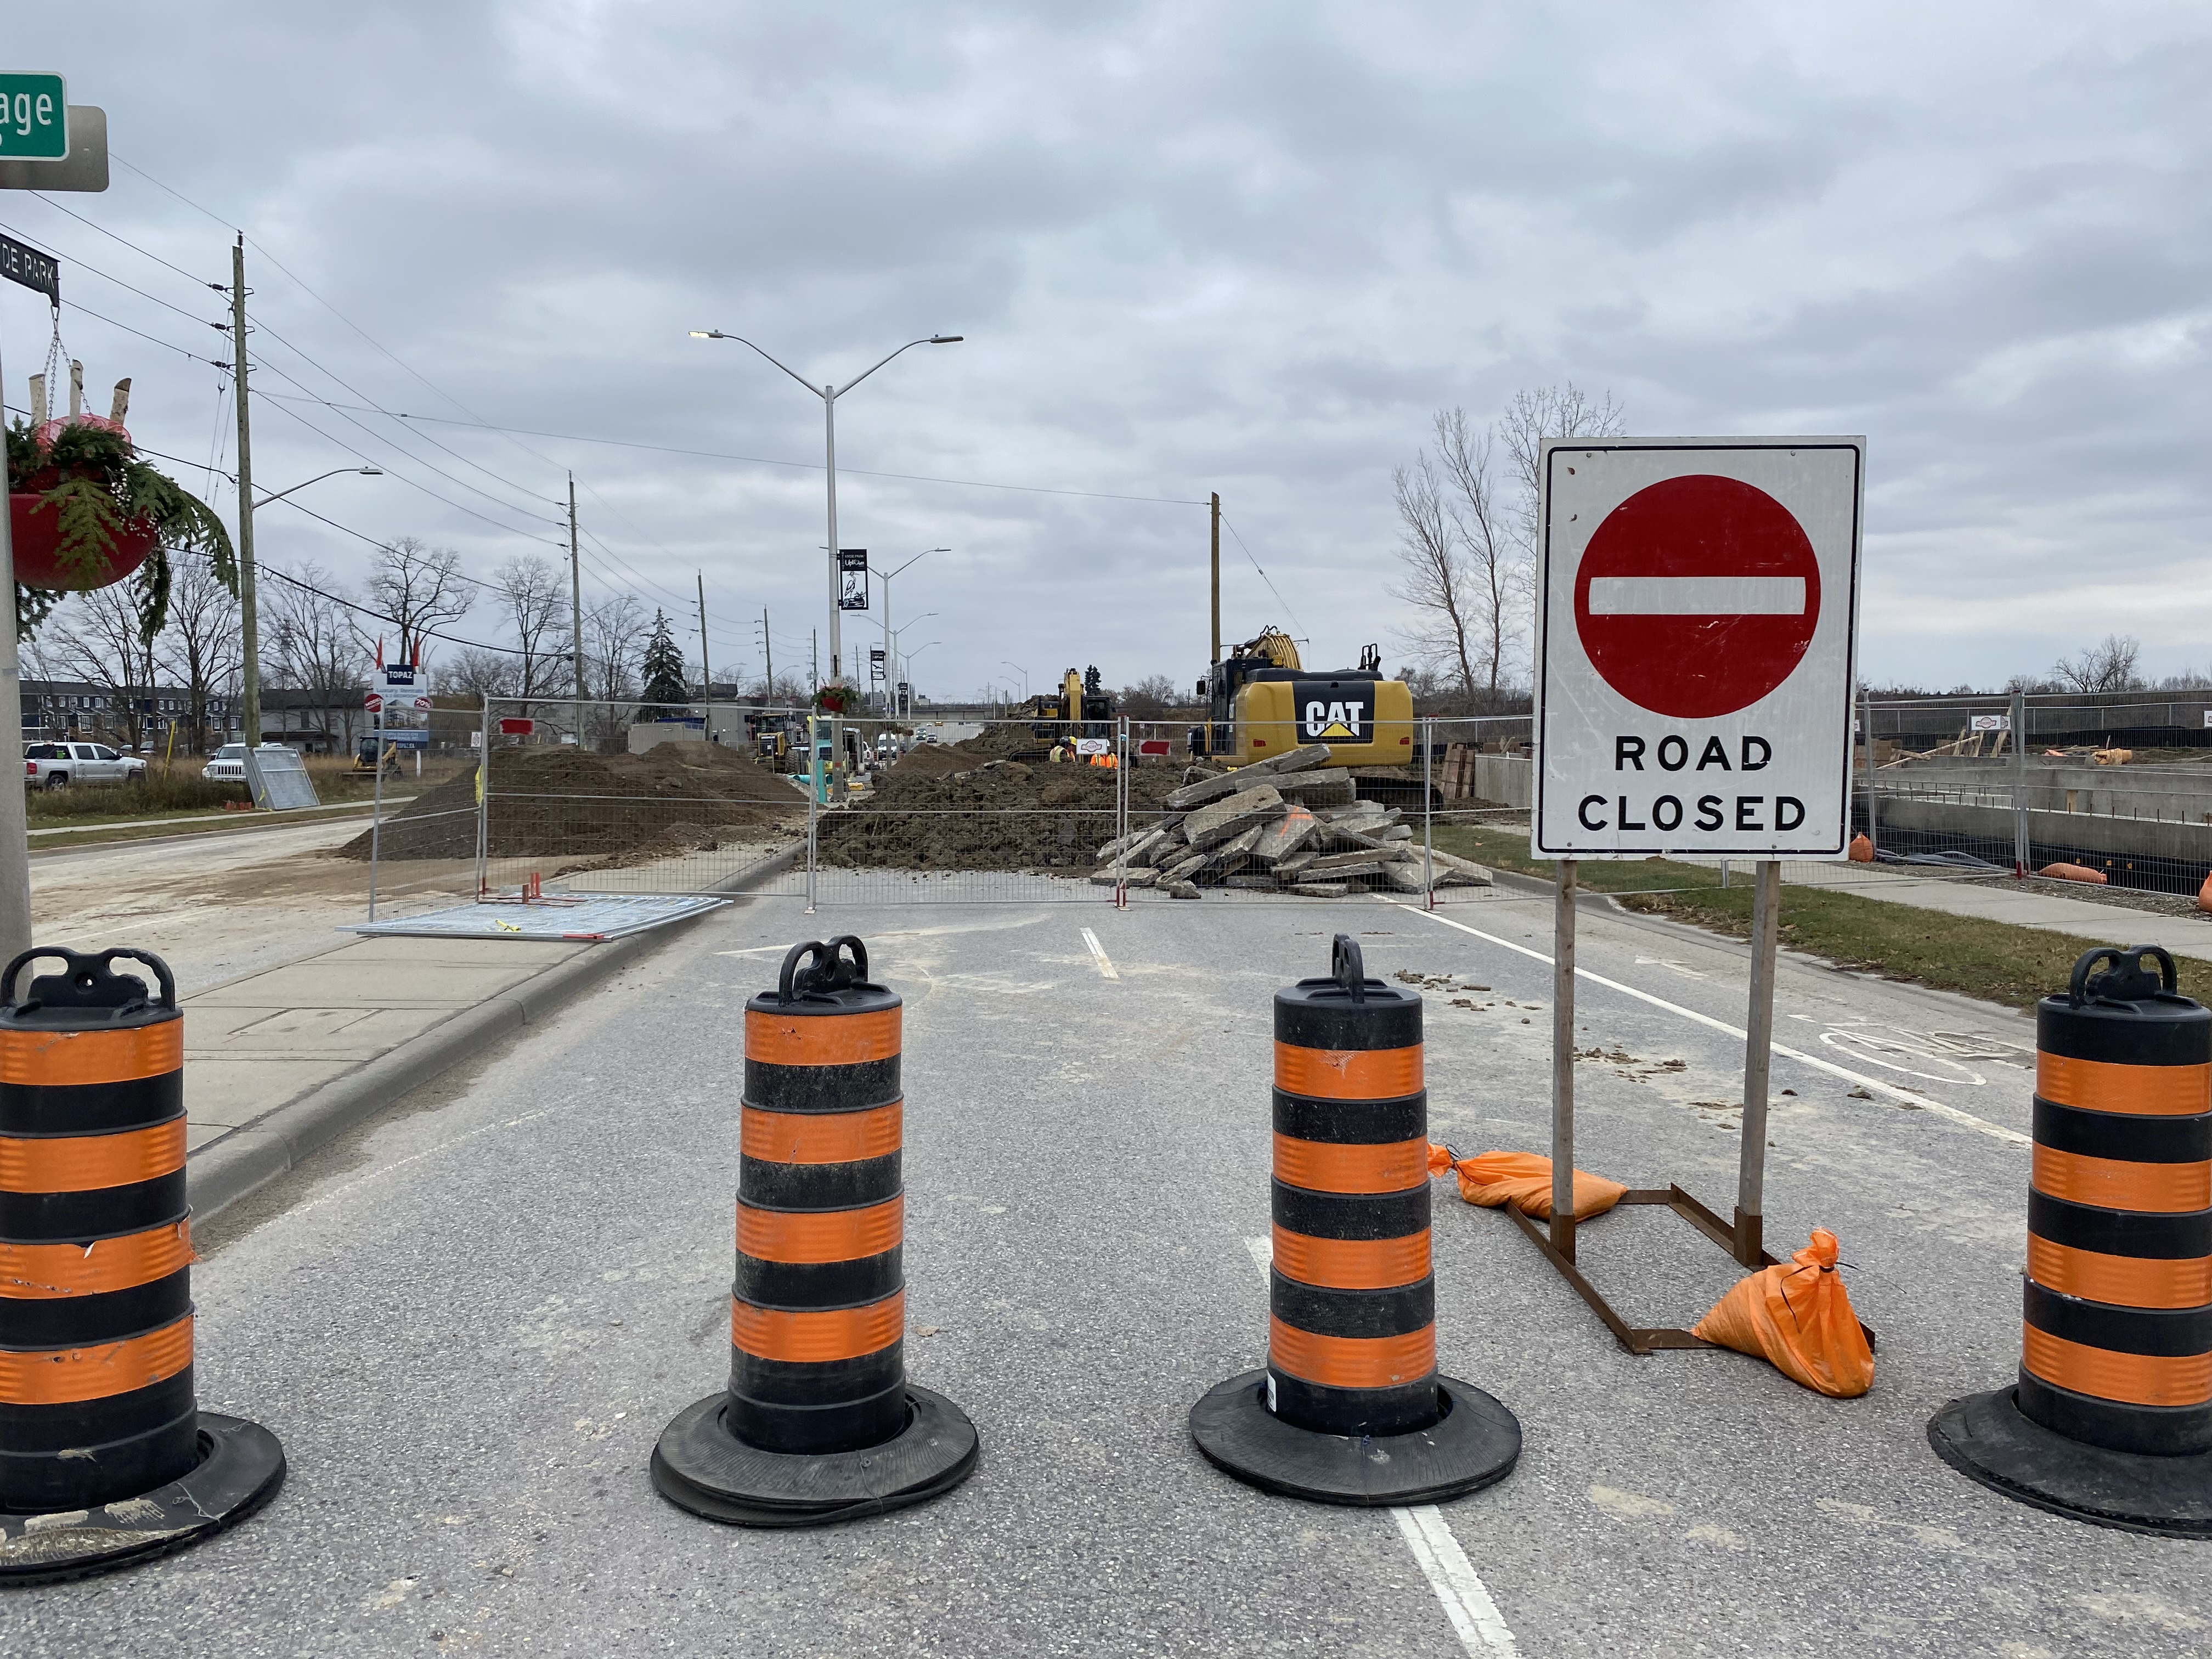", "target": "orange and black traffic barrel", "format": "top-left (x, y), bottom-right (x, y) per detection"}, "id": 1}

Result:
top-left (0, 947), bottom-right (283, 1582)
top-left (1191, 935), bottom-right (1520, 1504)
top-left (652, 935), bottom-right (977, 1527)
top-left (1929, 944), bottom-right (2211, 1537)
